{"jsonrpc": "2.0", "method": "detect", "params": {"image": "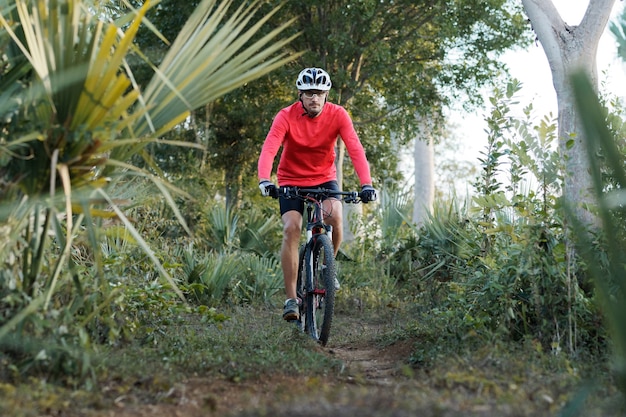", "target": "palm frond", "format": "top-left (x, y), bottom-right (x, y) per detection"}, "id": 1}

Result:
top-left (1, 0), bottom-right (302, 342)
top-left (96, 187), bottom-right (186, 302)
top-left (133, 0), bottom-right (303, 136)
